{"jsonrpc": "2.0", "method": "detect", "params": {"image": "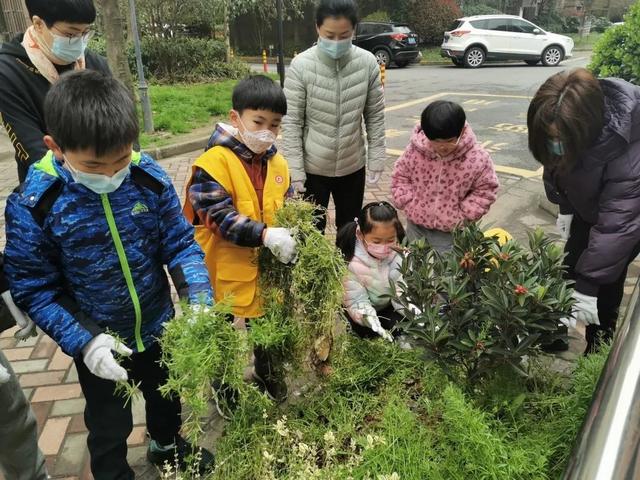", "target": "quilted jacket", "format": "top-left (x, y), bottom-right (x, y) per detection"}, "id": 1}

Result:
top-left (391, 123), bottom-right (499, 232)
top-left (343, 239), bottom-right (402, 325)
top-left (282, 45), bottom-right (386, 182)
top-left (543, 78), bottom-right (640, 295)
top-left (4, 151), bottom-right (212, 357)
